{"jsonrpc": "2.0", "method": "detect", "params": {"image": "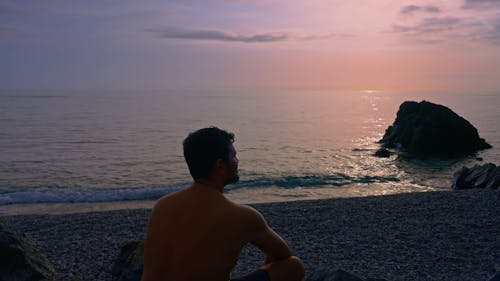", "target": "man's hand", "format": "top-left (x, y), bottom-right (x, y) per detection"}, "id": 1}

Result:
top-left (264, 254), bottom-right (275, 265)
